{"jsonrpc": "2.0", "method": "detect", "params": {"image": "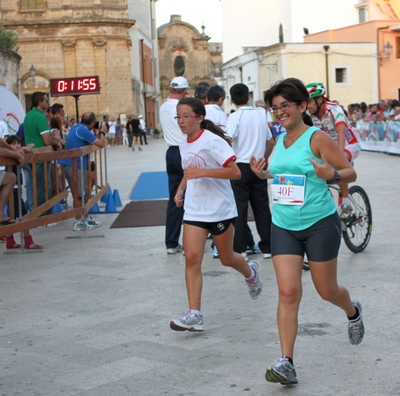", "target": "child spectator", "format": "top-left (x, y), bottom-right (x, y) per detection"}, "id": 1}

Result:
top-left (5, 135), bottom-right (43, 249)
